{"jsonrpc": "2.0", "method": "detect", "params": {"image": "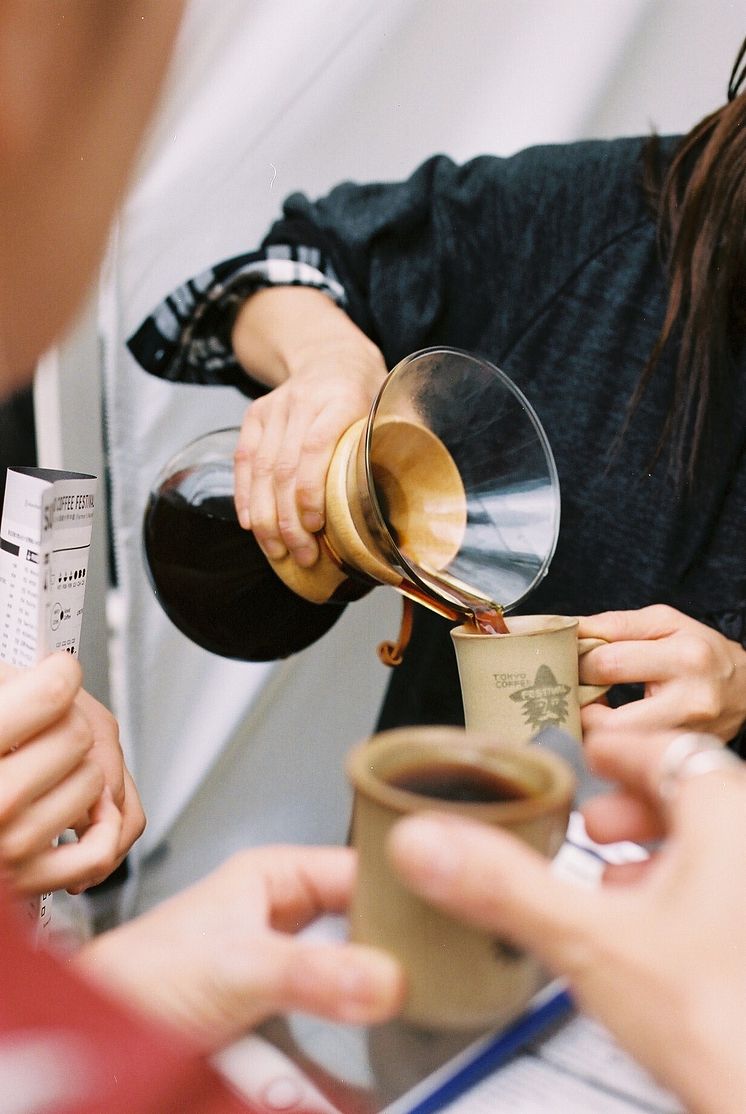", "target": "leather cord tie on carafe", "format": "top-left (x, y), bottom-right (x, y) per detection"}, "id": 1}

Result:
top-left (377, 596), bottom-right (415, 667)
top-left (318, 532), bottom-right (413, 667)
